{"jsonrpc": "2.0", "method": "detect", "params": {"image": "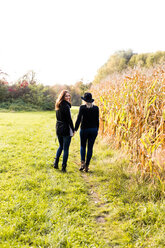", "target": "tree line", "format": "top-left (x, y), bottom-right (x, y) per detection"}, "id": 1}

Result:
top-left (1, 50), bottom-right (164, 110)
top-left (93, 50), bottom-right (165, 84)
top-left (0, 70), bottom-right (91, 111)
